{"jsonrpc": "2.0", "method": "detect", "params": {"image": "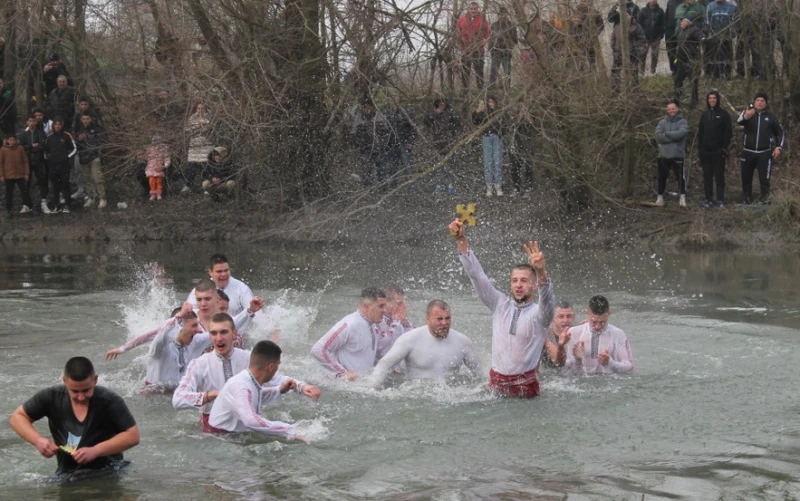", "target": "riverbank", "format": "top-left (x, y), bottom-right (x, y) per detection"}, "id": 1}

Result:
top-left (1, 185), bottom-right (797, 252)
